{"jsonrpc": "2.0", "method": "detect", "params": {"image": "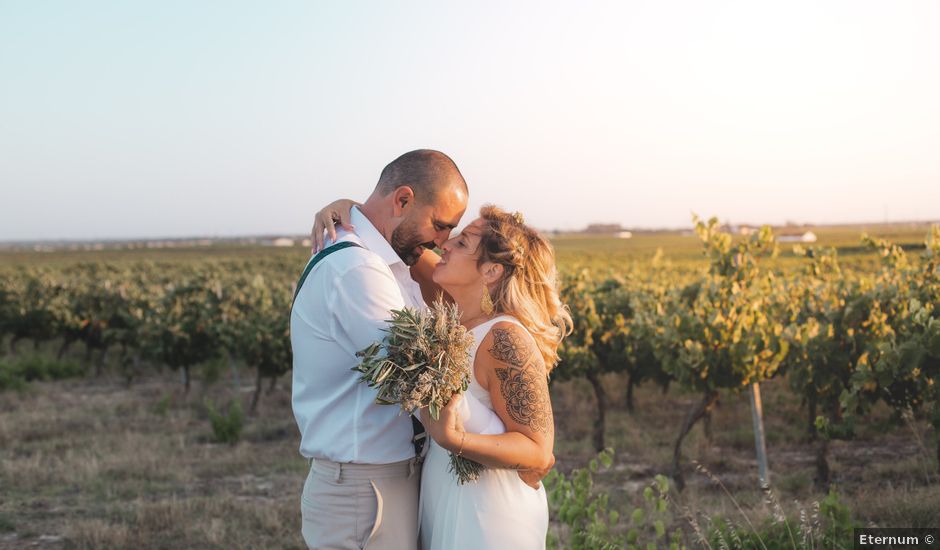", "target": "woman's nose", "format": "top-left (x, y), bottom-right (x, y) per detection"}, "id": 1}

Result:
top-left (435, 228), bottom-right (454, 247)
